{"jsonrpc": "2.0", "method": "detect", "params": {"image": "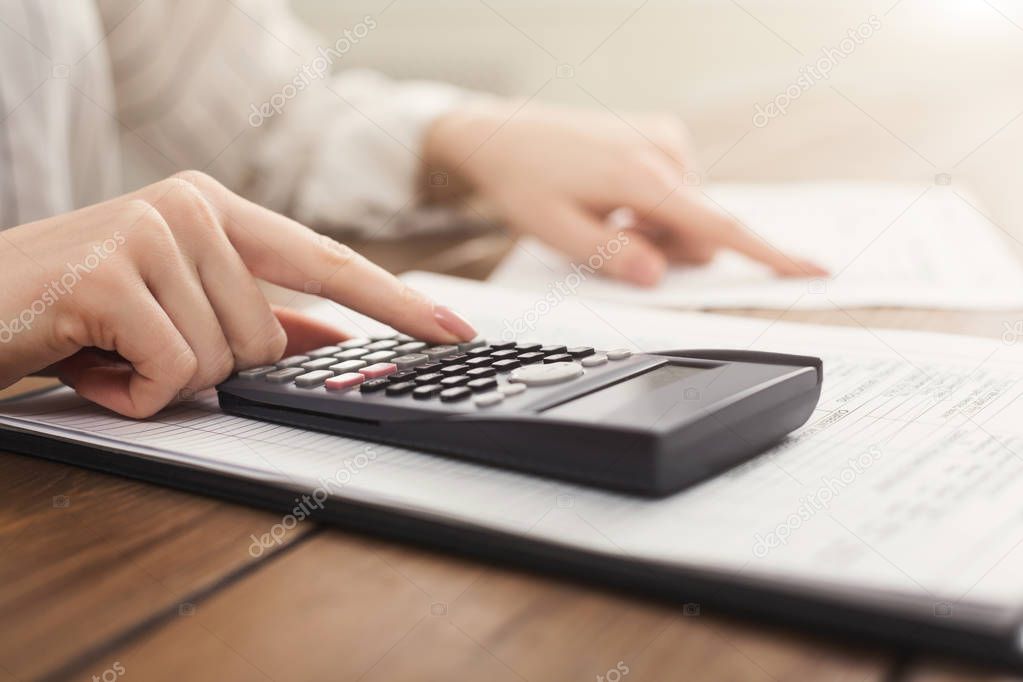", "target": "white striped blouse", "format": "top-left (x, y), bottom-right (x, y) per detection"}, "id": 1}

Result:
top-left (0, 0), bottom-right (472, 235)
